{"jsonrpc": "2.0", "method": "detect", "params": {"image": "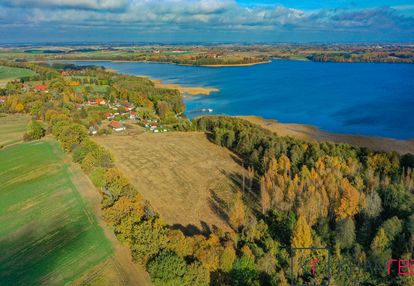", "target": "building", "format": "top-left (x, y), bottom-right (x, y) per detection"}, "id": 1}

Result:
top-left (34, 84), bottom-right (48, 92)
top-left (121, 102), bottom-right (134, 111)
top-left (129, 112), bottom-right (137, 120)
top-left (89, 126), bottom-right (98, 135)
top-left (96, 98), bottom-right (106, 105)
top-left (109, 121), bottom-right (126, 132)
top-left (104, 112), bottom-right (114, 119)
